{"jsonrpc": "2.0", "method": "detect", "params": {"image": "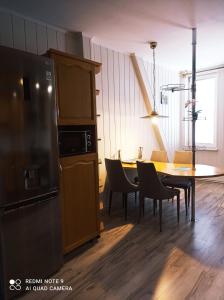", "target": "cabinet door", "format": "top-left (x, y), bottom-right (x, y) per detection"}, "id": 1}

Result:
top-left (55, 56), bottom-right (96, 125)
top-left (60, 154), bottom-right (99, 253)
